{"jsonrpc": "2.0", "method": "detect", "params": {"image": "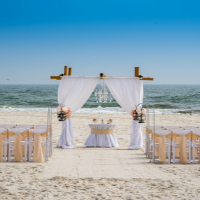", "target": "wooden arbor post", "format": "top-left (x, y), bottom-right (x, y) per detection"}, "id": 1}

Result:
top-left (134, 67), bottom-right (153, 81)
top-left (50, 66), bottom-right (72, 80)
